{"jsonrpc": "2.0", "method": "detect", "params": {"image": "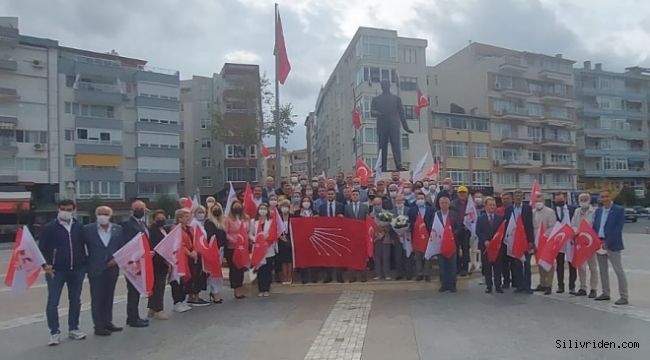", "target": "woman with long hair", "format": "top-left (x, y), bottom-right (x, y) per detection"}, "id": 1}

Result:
top-left (250, 204), bottom-right (277, 297)
top-left (295, 196), bottom-right (315, 283)
top-left (224, 200), bottom-right (249, 299)
top-left (204, 202), bottom-right (227, 304)
top-left (277, 199), bottom-right (293, 284)
top-left (147, 210), bottom-right (170, 319)
top-left (182, 208), bottom-right (209, 307)
top-left (170, 209), bottom-right (193, 313)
